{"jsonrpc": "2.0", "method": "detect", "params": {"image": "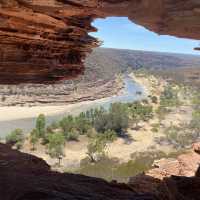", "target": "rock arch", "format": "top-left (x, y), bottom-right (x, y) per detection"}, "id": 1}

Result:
top-left (0, 0), bottom-right (199, 84)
